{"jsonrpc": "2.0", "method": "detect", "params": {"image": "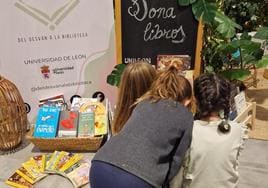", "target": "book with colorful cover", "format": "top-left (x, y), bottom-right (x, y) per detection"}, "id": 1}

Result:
top-left (59, 154), bottom-right (83, 172)
top-left (44, 153), bottom-right (52, 170)
top-left (30, 154), bottom-right (45, 172)
top-left (58, 111), bottom-right (79, 137)
top-left (77, 99), bottom-right (108, 136)
top-left (66, 162), bottom-right (90, 188)
top-left (78, 112), bottom-right (95, 137)
top-left (15, 167), bottom-right (37, 184)
top-left (54, 152), bottom-right (75, 172)
top-left (45, 151), bottom-right (61, 172)
top-left (22, 160), bottom-right (47, 180)
top-left (34, 106), bottom-right (60, 138)
top-left (94, 101), bottom-right (108, 136)
top-left (5, 172), bottom-right (33, 188)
